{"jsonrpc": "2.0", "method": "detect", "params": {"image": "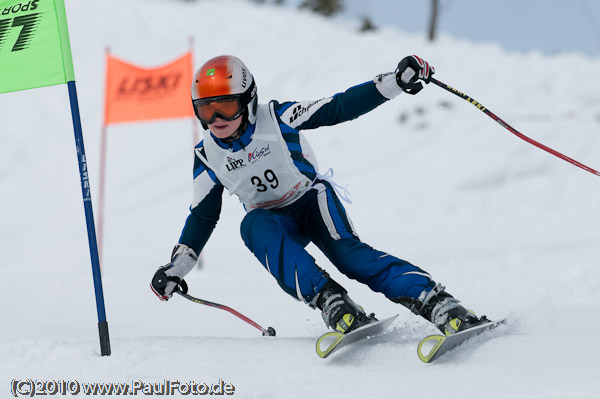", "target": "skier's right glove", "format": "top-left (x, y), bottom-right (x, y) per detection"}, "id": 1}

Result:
top-left (395, 55), bottom-right (435, 95)
top-left (151, 244), bottom-right (198, 301)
